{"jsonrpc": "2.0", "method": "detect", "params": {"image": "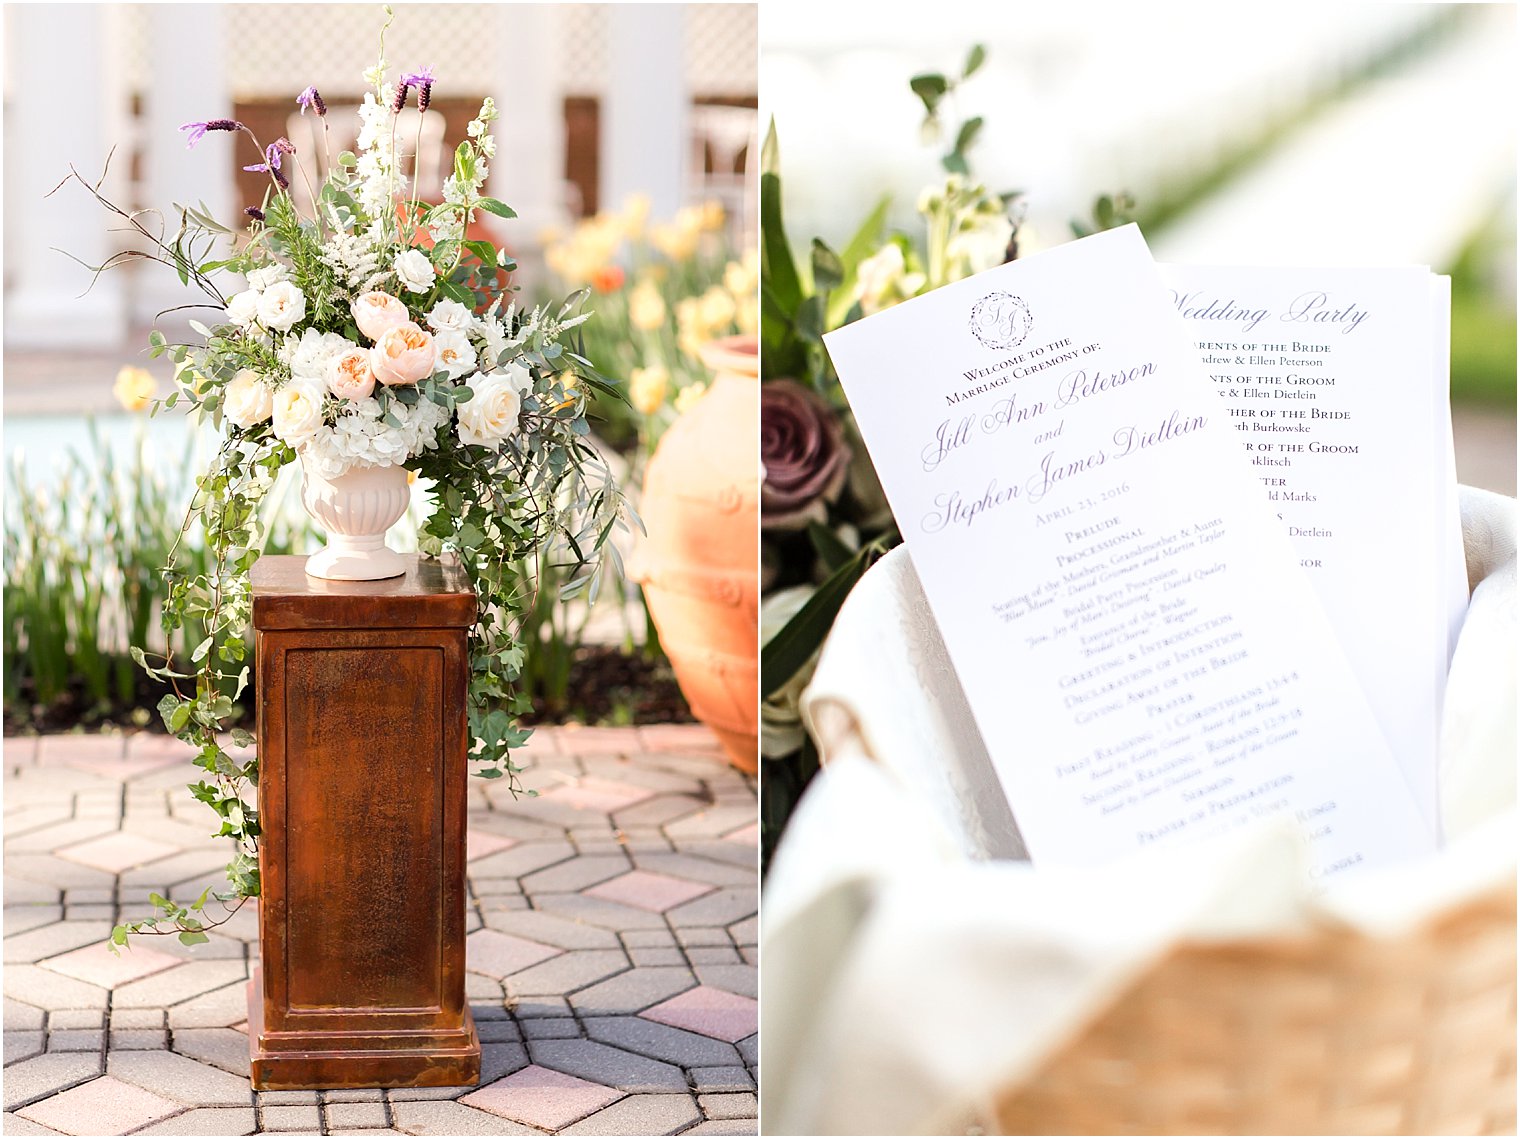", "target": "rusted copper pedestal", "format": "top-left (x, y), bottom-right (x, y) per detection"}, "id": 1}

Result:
top-left (247, 555), bottom-right (481, 1089)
